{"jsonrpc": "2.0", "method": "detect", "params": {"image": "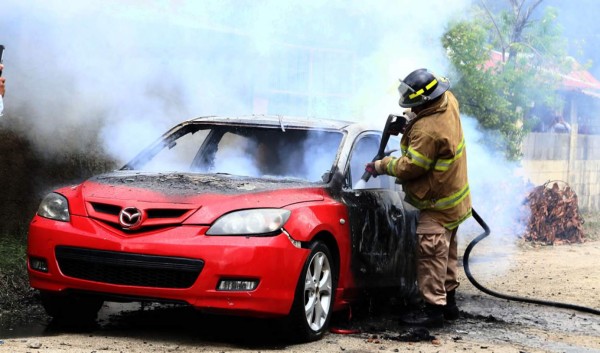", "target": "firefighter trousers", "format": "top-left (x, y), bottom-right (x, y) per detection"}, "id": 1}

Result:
top-left (416, 214), bottom-right (459, 306)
